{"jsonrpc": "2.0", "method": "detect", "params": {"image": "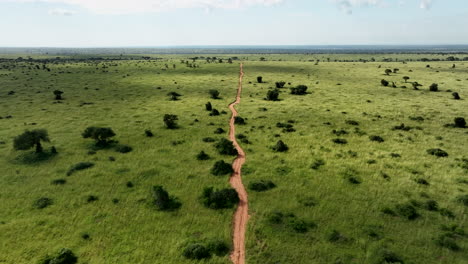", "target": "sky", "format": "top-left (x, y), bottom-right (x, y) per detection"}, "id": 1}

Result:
top-left (0, 0), bottom-right (467, 47)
